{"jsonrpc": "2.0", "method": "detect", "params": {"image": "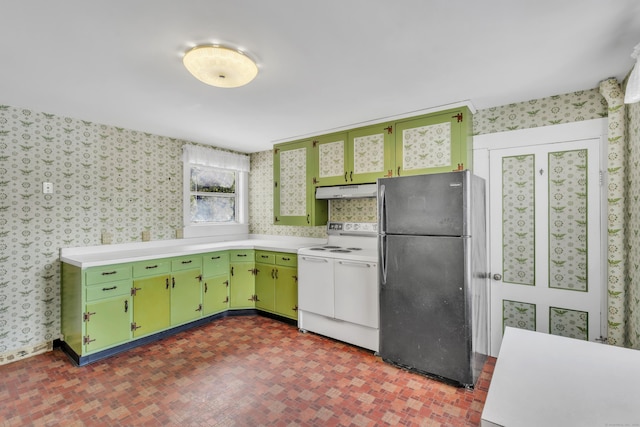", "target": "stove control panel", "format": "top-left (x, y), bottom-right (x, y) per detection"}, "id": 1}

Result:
top-left (327, 222), bottom-right (377, 234)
